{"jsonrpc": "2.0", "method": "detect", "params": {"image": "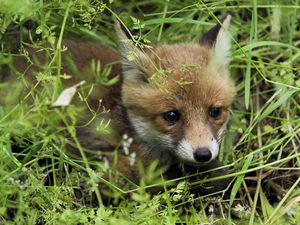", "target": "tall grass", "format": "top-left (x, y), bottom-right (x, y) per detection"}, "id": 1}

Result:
top-left (0, 0), bottom-right (299, 224)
